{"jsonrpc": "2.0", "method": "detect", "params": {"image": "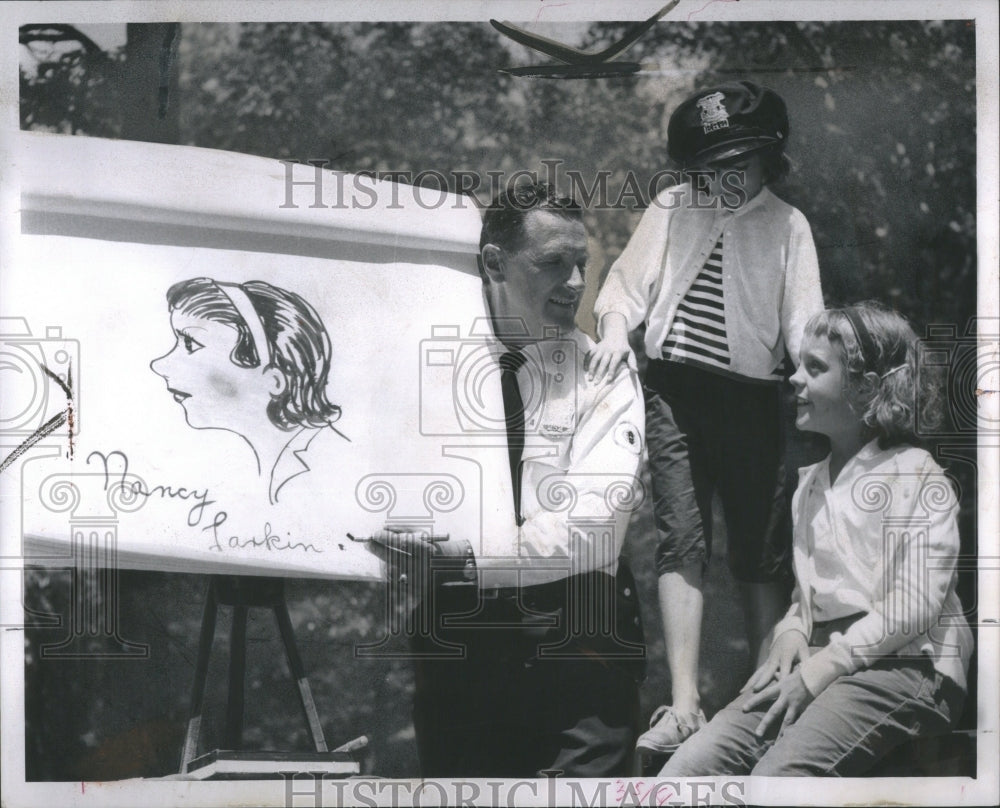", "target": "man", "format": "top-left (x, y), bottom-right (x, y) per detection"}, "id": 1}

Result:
top-left (371, 183), bottom-right (646, 777)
